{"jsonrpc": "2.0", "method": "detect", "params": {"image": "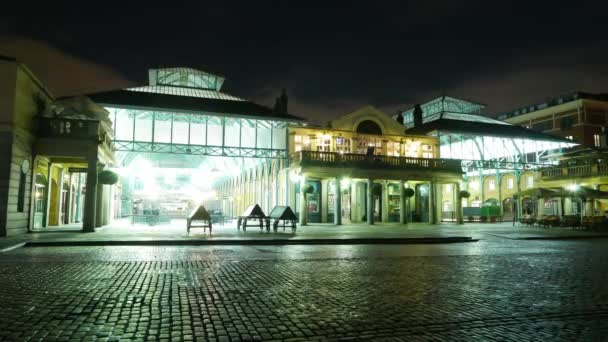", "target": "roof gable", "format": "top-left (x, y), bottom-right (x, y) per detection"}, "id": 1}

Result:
top-left (330, 105), bottom-right (404, 135)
